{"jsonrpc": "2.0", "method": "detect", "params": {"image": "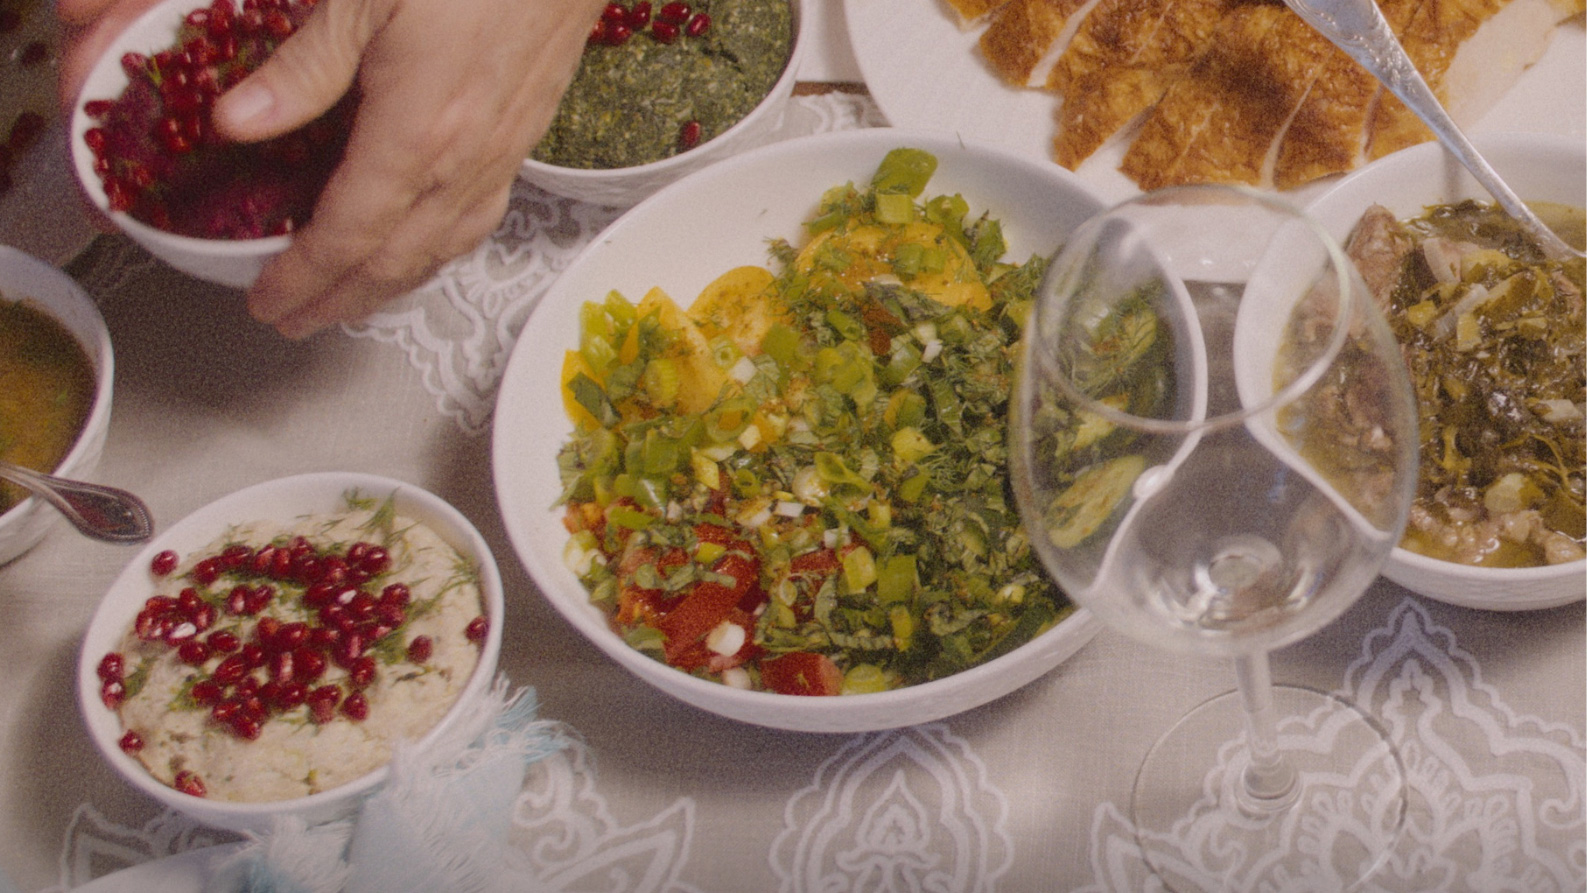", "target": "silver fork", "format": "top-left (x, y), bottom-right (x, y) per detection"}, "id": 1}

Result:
top-left (1283, 0), bottom-right (1585, 260)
